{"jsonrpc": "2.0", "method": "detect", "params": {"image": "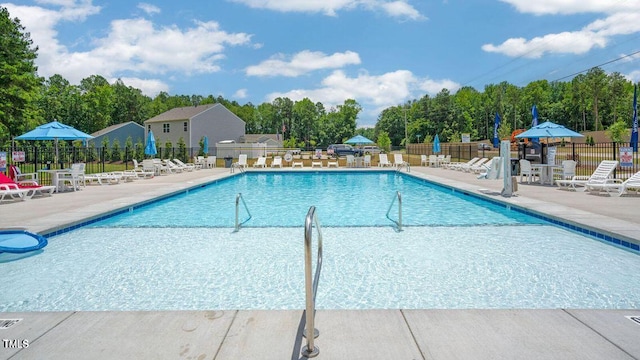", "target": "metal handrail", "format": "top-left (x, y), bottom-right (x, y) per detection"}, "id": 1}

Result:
top-left (385, 191), bottom-right (403, 231)
top-left (234, 193), bottom-right (252, 231)
top-left (301, 206), bottom-right (323, 358)
top-left (395, 161), bottom-right (410, 173)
